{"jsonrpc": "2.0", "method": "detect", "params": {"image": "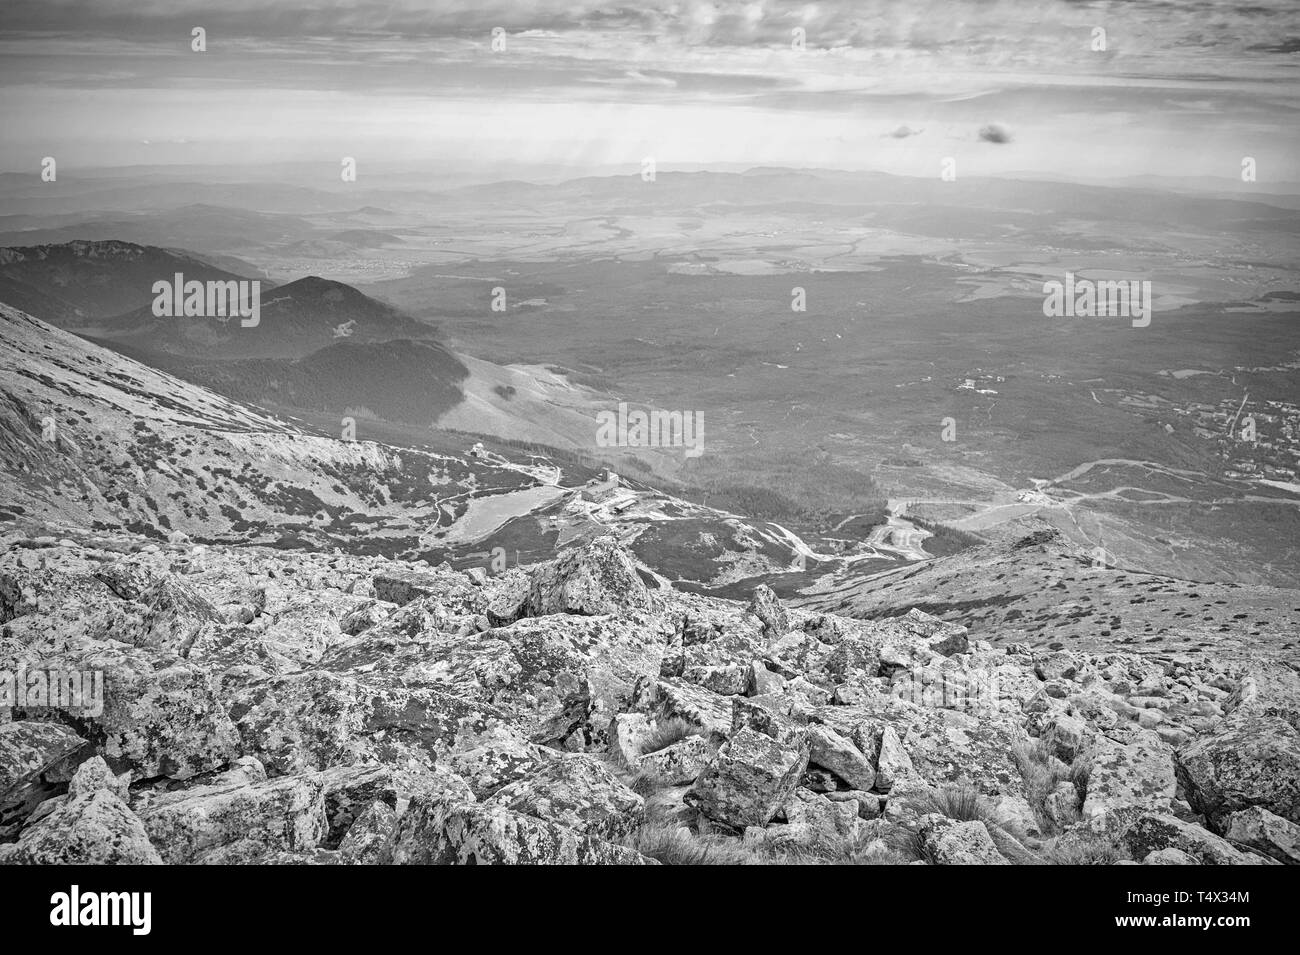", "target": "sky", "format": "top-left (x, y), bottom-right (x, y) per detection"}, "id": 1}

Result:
top-left (1, 0), bottom-right (1298, 183)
